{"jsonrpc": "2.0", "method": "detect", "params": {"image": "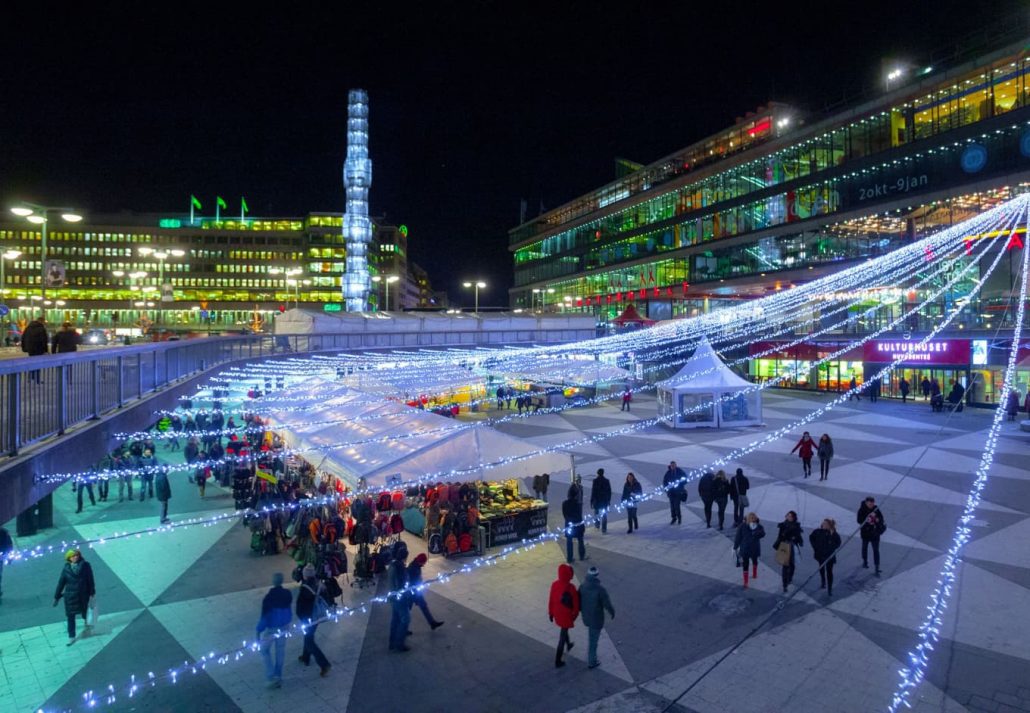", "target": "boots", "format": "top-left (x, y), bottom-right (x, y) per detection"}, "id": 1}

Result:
top-left (743, 570), bottom-right (749, 589)
top-left (752, 563), bottom-right (758, 579)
